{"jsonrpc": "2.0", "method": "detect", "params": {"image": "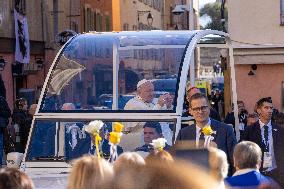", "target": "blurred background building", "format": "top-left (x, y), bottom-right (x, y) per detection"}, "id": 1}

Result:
top-left (228, 0), bottom-right (284, 112)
